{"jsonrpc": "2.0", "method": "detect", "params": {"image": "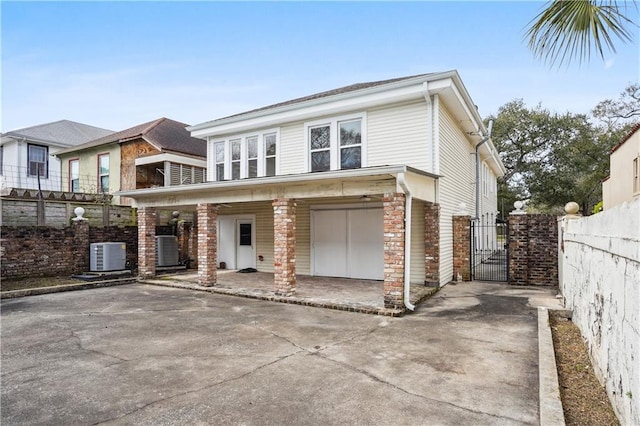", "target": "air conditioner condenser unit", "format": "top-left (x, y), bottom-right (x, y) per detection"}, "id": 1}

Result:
top-left (90, 242), bottom-right (126, 272)
top-left (156, 235), bottom-right (179, 267)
